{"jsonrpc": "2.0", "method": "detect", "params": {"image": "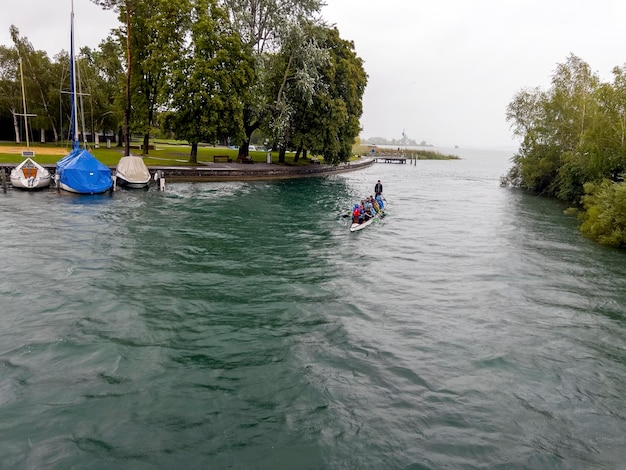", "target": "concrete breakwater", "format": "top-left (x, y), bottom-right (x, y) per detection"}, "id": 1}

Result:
top-left (0, 158), bottom-right (374, 184)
